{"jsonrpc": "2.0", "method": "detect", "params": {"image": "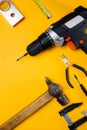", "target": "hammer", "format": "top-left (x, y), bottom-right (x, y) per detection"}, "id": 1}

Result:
top-left (0, 77), bottom-right (69, 130)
